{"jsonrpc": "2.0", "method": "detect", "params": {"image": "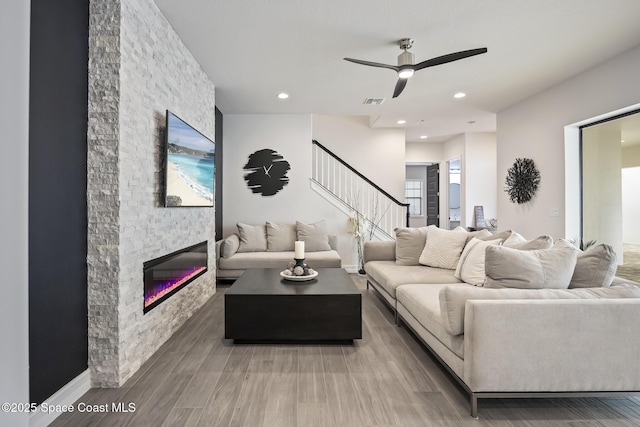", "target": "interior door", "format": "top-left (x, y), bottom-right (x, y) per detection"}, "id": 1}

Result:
top-left (426, 164), bottom-right (439, 227)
